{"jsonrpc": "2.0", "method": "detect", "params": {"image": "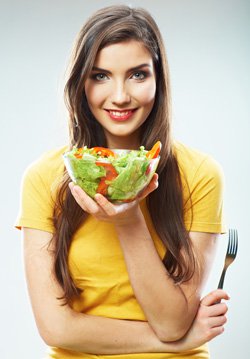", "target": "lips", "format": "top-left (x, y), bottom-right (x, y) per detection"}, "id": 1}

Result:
top-left (105, 109), bottom-right (137, 121)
